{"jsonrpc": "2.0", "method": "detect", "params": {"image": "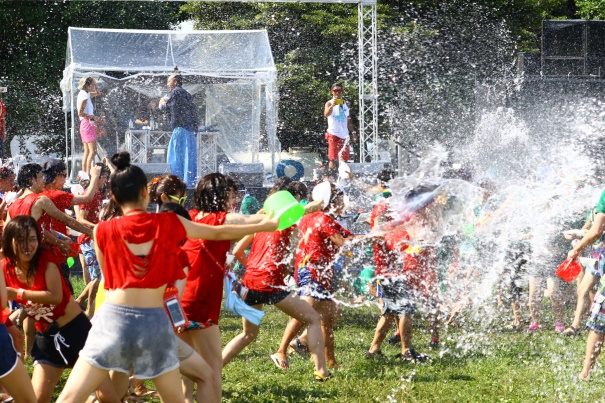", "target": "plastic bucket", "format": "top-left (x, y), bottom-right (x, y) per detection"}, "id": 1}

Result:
top-left (263, 190), bottom-right (305, 230)
top-left (555, 259), bottom-right (582, 282)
